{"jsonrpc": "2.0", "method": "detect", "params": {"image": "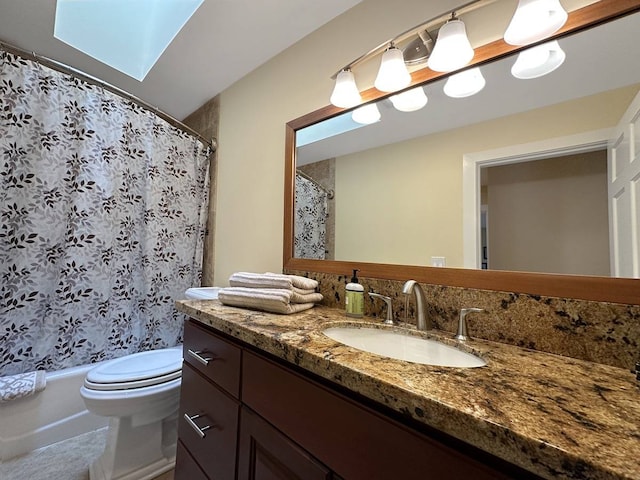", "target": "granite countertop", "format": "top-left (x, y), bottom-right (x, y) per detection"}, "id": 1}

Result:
top-left (176, 300), bottom-right (640, 480)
